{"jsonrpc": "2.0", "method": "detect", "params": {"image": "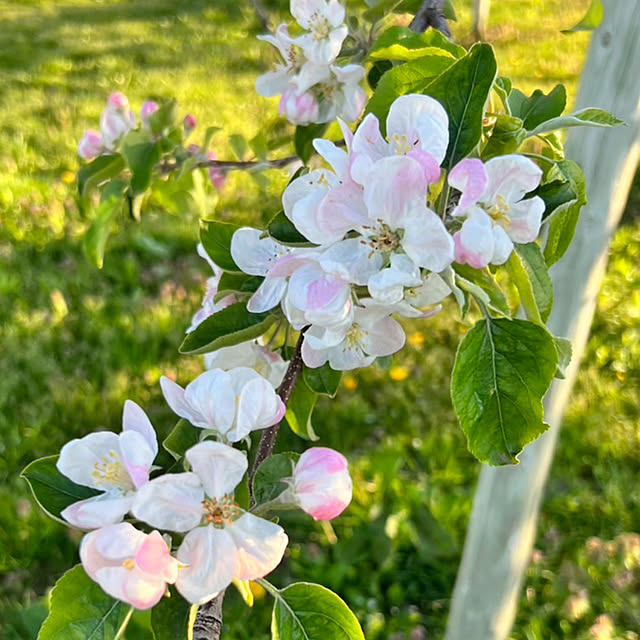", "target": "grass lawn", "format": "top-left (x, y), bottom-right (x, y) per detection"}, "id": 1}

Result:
top-left (1, 0), bottom-right (639, 638)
